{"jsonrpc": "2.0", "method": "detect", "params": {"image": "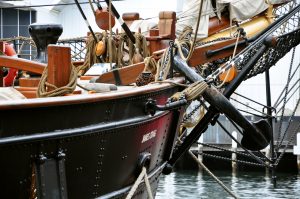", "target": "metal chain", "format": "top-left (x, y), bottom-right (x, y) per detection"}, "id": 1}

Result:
top-left (277, 97), bottom-right (300, 150)
top-left (275, 115), bottom-right (300, 165)
top-left (182, 101), bottom-right (202, 123)
top-left (197, 142), bottom-right (268, 160)
top-left (276, 47), bottom-right (296, 146)
top-left (197, 151), bottom-right (267, 167)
